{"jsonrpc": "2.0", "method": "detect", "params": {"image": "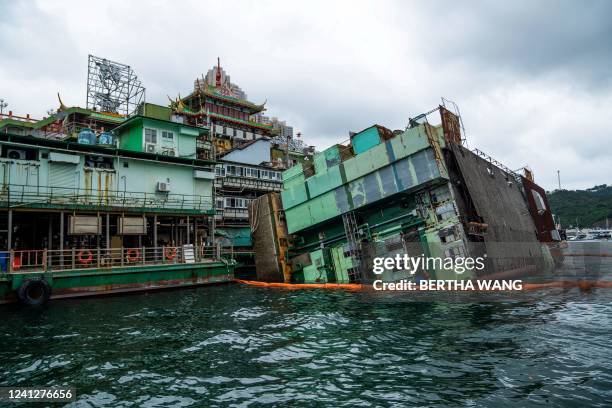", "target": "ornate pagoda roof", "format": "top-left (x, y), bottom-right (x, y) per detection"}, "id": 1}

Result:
top-left (180, 85), bottom-right (266, 114)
